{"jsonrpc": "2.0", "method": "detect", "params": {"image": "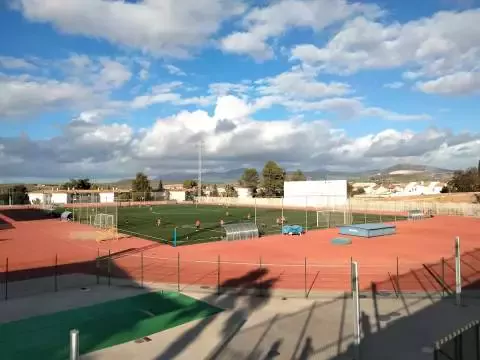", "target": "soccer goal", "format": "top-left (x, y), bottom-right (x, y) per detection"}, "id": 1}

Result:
top-left (90, 213), bottom-right (115, 229)
top-left (316, 210), bottom-right (353, 228)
